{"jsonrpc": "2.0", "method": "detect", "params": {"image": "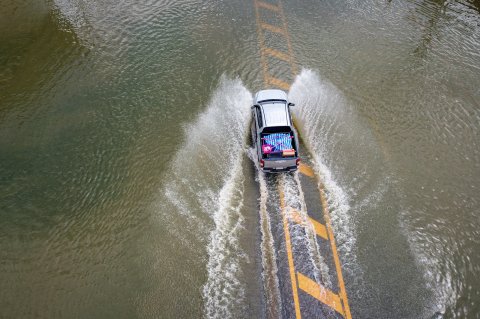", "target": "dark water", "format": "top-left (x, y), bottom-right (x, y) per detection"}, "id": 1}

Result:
top-left (0, 0), bottom-right (479, 318)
